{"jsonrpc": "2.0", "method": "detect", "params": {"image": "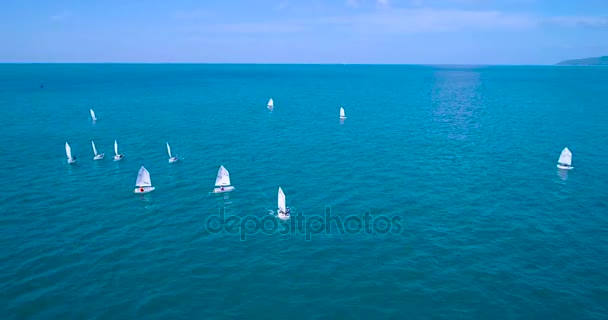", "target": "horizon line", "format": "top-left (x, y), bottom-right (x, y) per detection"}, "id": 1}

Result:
top-left (0, 62), bottom-right (562, 67)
